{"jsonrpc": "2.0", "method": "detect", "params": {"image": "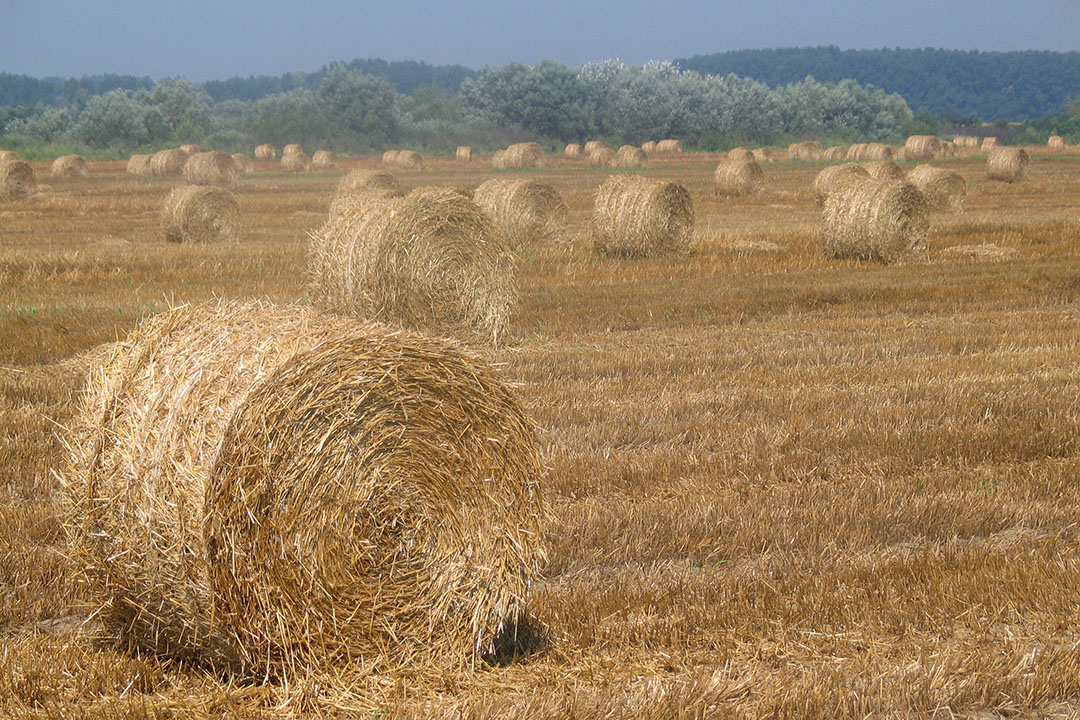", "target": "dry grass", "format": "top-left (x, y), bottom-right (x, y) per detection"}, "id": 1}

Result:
top-left (0, 158), bottom-right (36, 200)
top-left (822, 177), bottom-right (929, 262)
top-left (50, 155), bottom-right (87, 179)
top-left (713, 157), bottom-right (766, 196)
top-left (182, 150), bottom-right (239, 186)
top-left (473, 178), bottom-right (570, 247)
top-left (908, 163), bottom-right (968, 210)
top-left (591, 174), bottom-right (693, 257)
top-left (161, 185), bottom-right (240, 243)
top-left (987, 147), bottom-right (1030, 183)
